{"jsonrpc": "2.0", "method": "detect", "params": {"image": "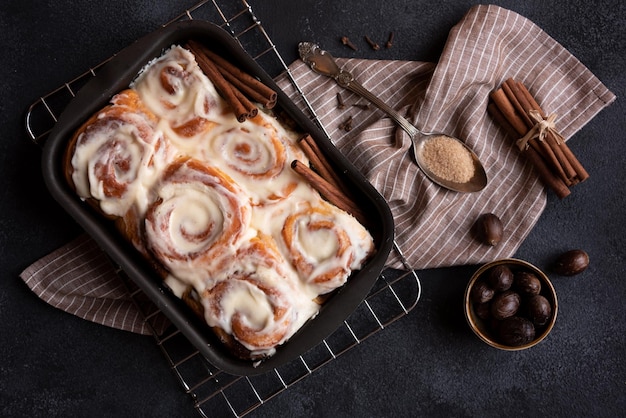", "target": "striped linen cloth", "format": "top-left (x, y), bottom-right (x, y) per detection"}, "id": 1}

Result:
top-left (276, 4), bottom-right (615, 270)
top-left (20, 4), bottom-right (615, 333)
top-left (20, 234), bottom-right (170, 334)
